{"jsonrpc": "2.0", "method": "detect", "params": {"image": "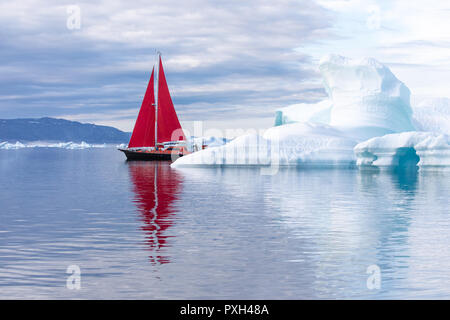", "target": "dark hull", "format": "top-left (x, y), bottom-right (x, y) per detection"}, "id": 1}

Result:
top-left (119, 148), bottom-right (181, 161)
